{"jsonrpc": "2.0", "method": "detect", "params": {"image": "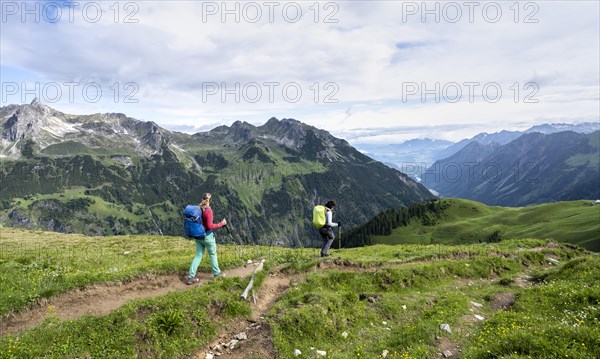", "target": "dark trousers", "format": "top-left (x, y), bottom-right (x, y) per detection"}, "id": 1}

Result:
top-left (319, 226), bottom-right (335, 255)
